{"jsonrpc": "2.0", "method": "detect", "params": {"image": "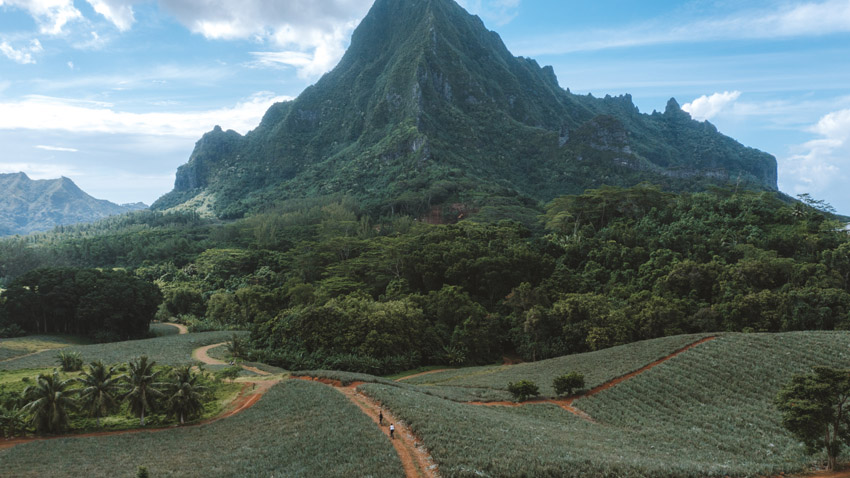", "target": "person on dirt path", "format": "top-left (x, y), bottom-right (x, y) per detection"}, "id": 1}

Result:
top-left (379, 409), bottom-right (384, 425)
top-left (389, 424), bottom-right (395, 439)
